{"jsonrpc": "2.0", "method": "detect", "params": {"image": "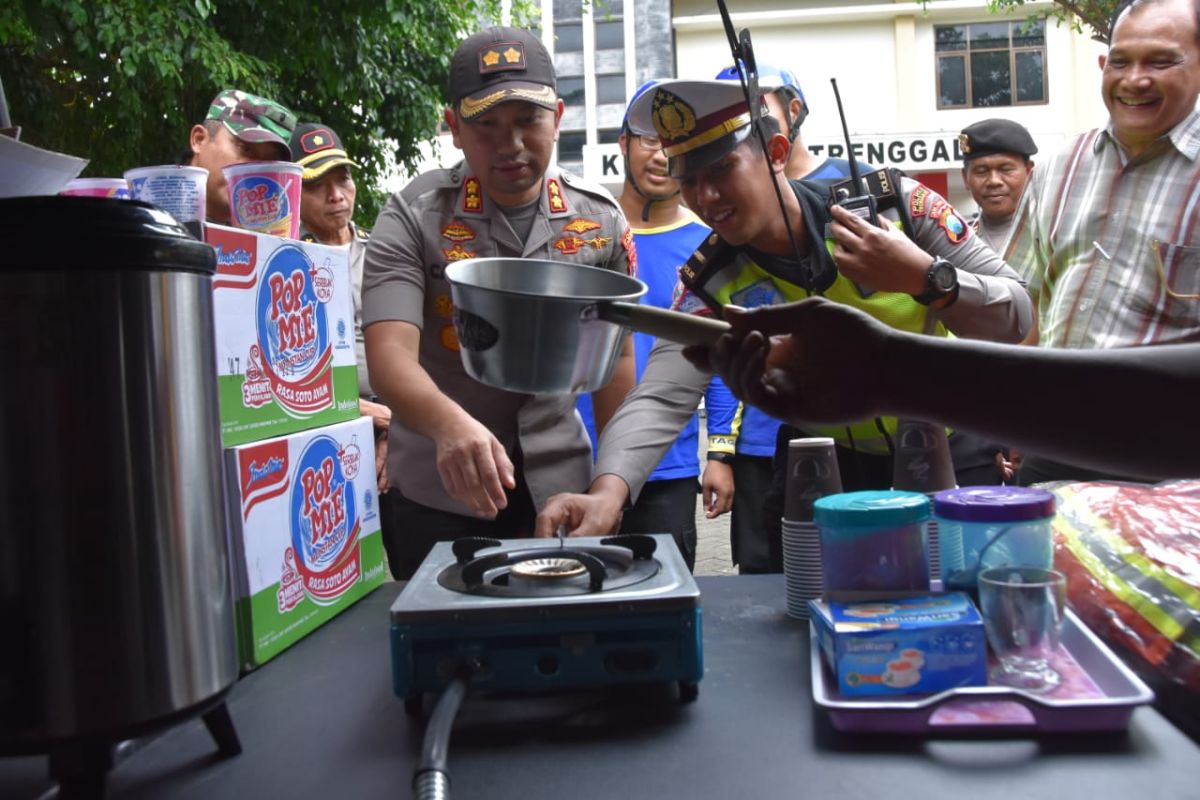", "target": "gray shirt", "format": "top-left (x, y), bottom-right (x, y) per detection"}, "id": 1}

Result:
top-left (361, 162), bottom-right (635, 515)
